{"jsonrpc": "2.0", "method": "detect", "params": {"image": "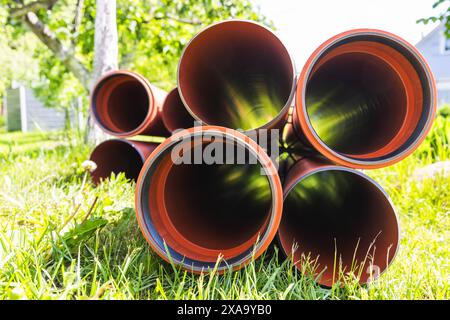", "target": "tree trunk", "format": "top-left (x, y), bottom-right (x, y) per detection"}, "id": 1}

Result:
top-left (12, 0), bottom-right (119, 144)
top-left (85, 0), bottom-right (118, 144)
